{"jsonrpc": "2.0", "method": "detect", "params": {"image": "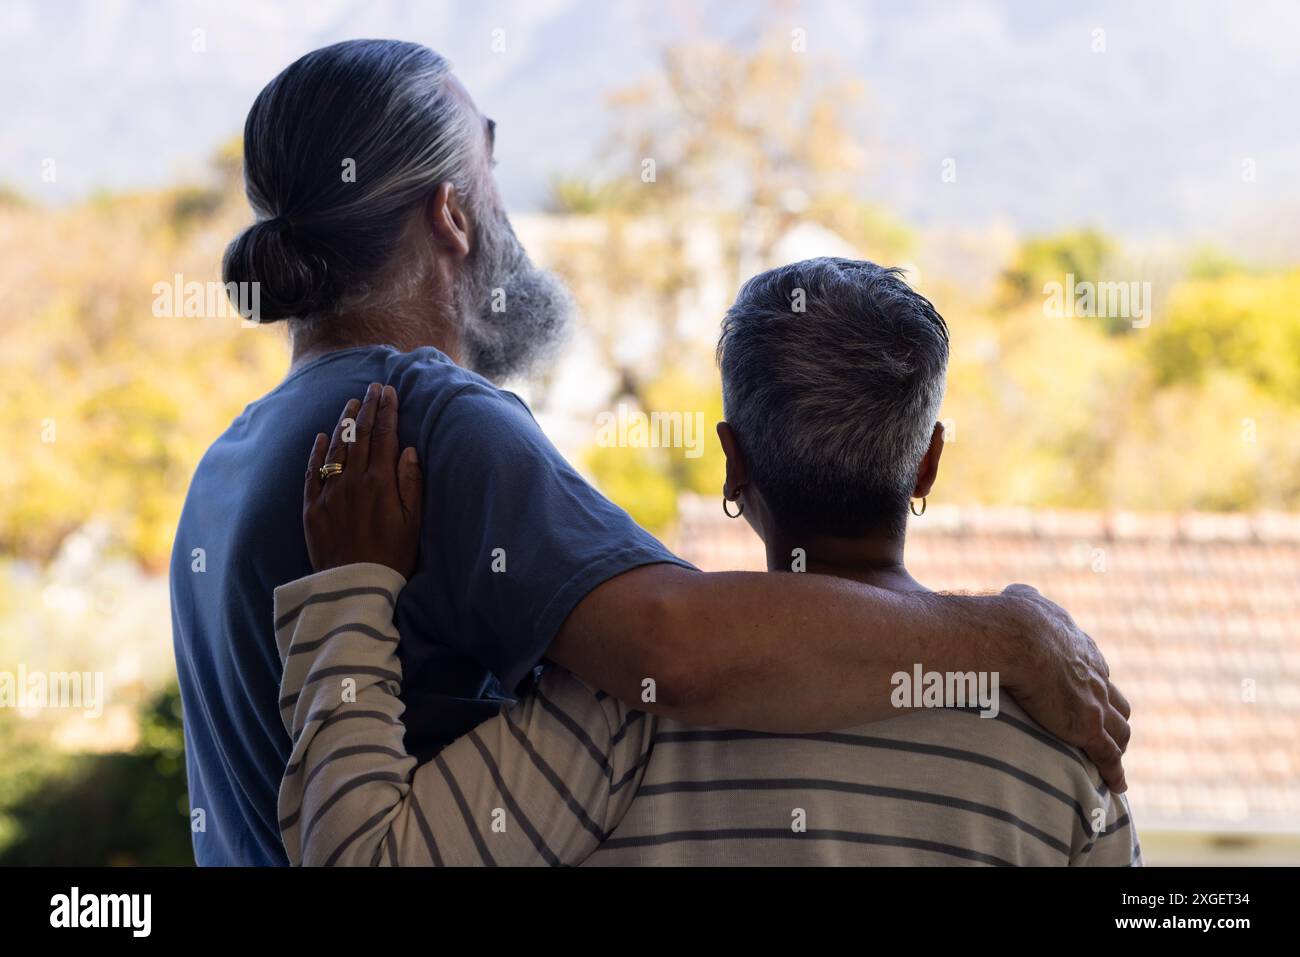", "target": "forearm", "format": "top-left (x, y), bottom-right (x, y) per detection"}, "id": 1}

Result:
top-left (551, 564), bottom-right (1030, 732)
top-left (274, 564), bottom-right (423, 866)
top-left (274, 564), bottom-right (615, 867)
